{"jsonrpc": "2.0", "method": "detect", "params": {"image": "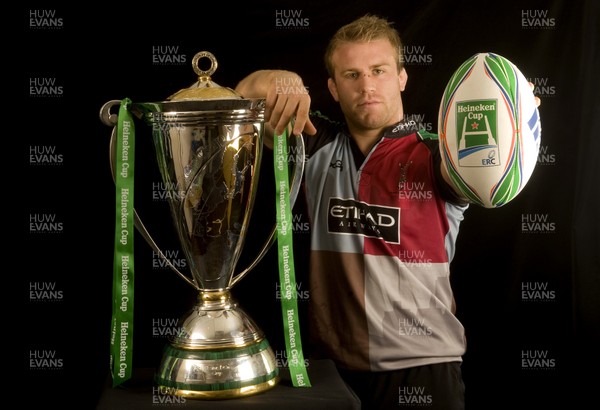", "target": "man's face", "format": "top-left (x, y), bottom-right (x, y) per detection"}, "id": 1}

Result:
top-left (327, 38), bottom-right (408, 133)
